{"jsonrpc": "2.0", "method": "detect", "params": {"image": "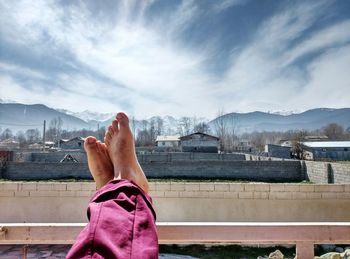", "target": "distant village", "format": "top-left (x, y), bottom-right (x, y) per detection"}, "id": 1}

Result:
top-left (0, 114), bottom-right (350, 162)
